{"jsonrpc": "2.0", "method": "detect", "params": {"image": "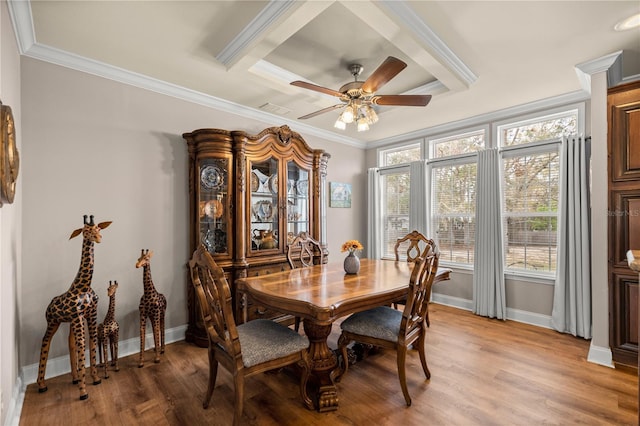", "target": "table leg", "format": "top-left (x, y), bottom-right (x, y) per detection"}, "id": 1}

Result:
top-left (302, 320), bottom-right (339, 412)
